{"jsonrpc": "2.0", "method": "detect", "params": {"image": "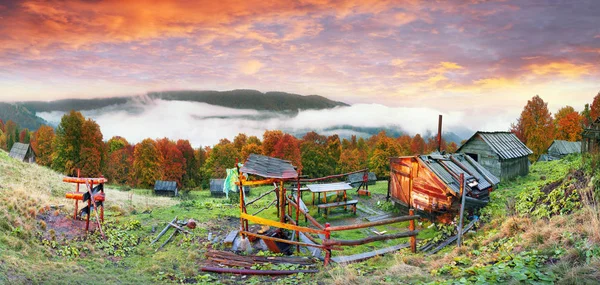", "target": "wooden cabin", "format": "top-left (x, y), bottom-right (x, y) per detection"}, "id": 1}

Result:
top-left (457, 131), bottom-right (532, 181)
top-left (389, 153), bottom-right (499, 221)
top-left (582, 117), bottom-right (600, 153)
top-left (154, 180), bottom-right (178, 196)
top-left (538, 140), bottom-right (581, 161)
top-left (8, 142), bottom-right (36, 163)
